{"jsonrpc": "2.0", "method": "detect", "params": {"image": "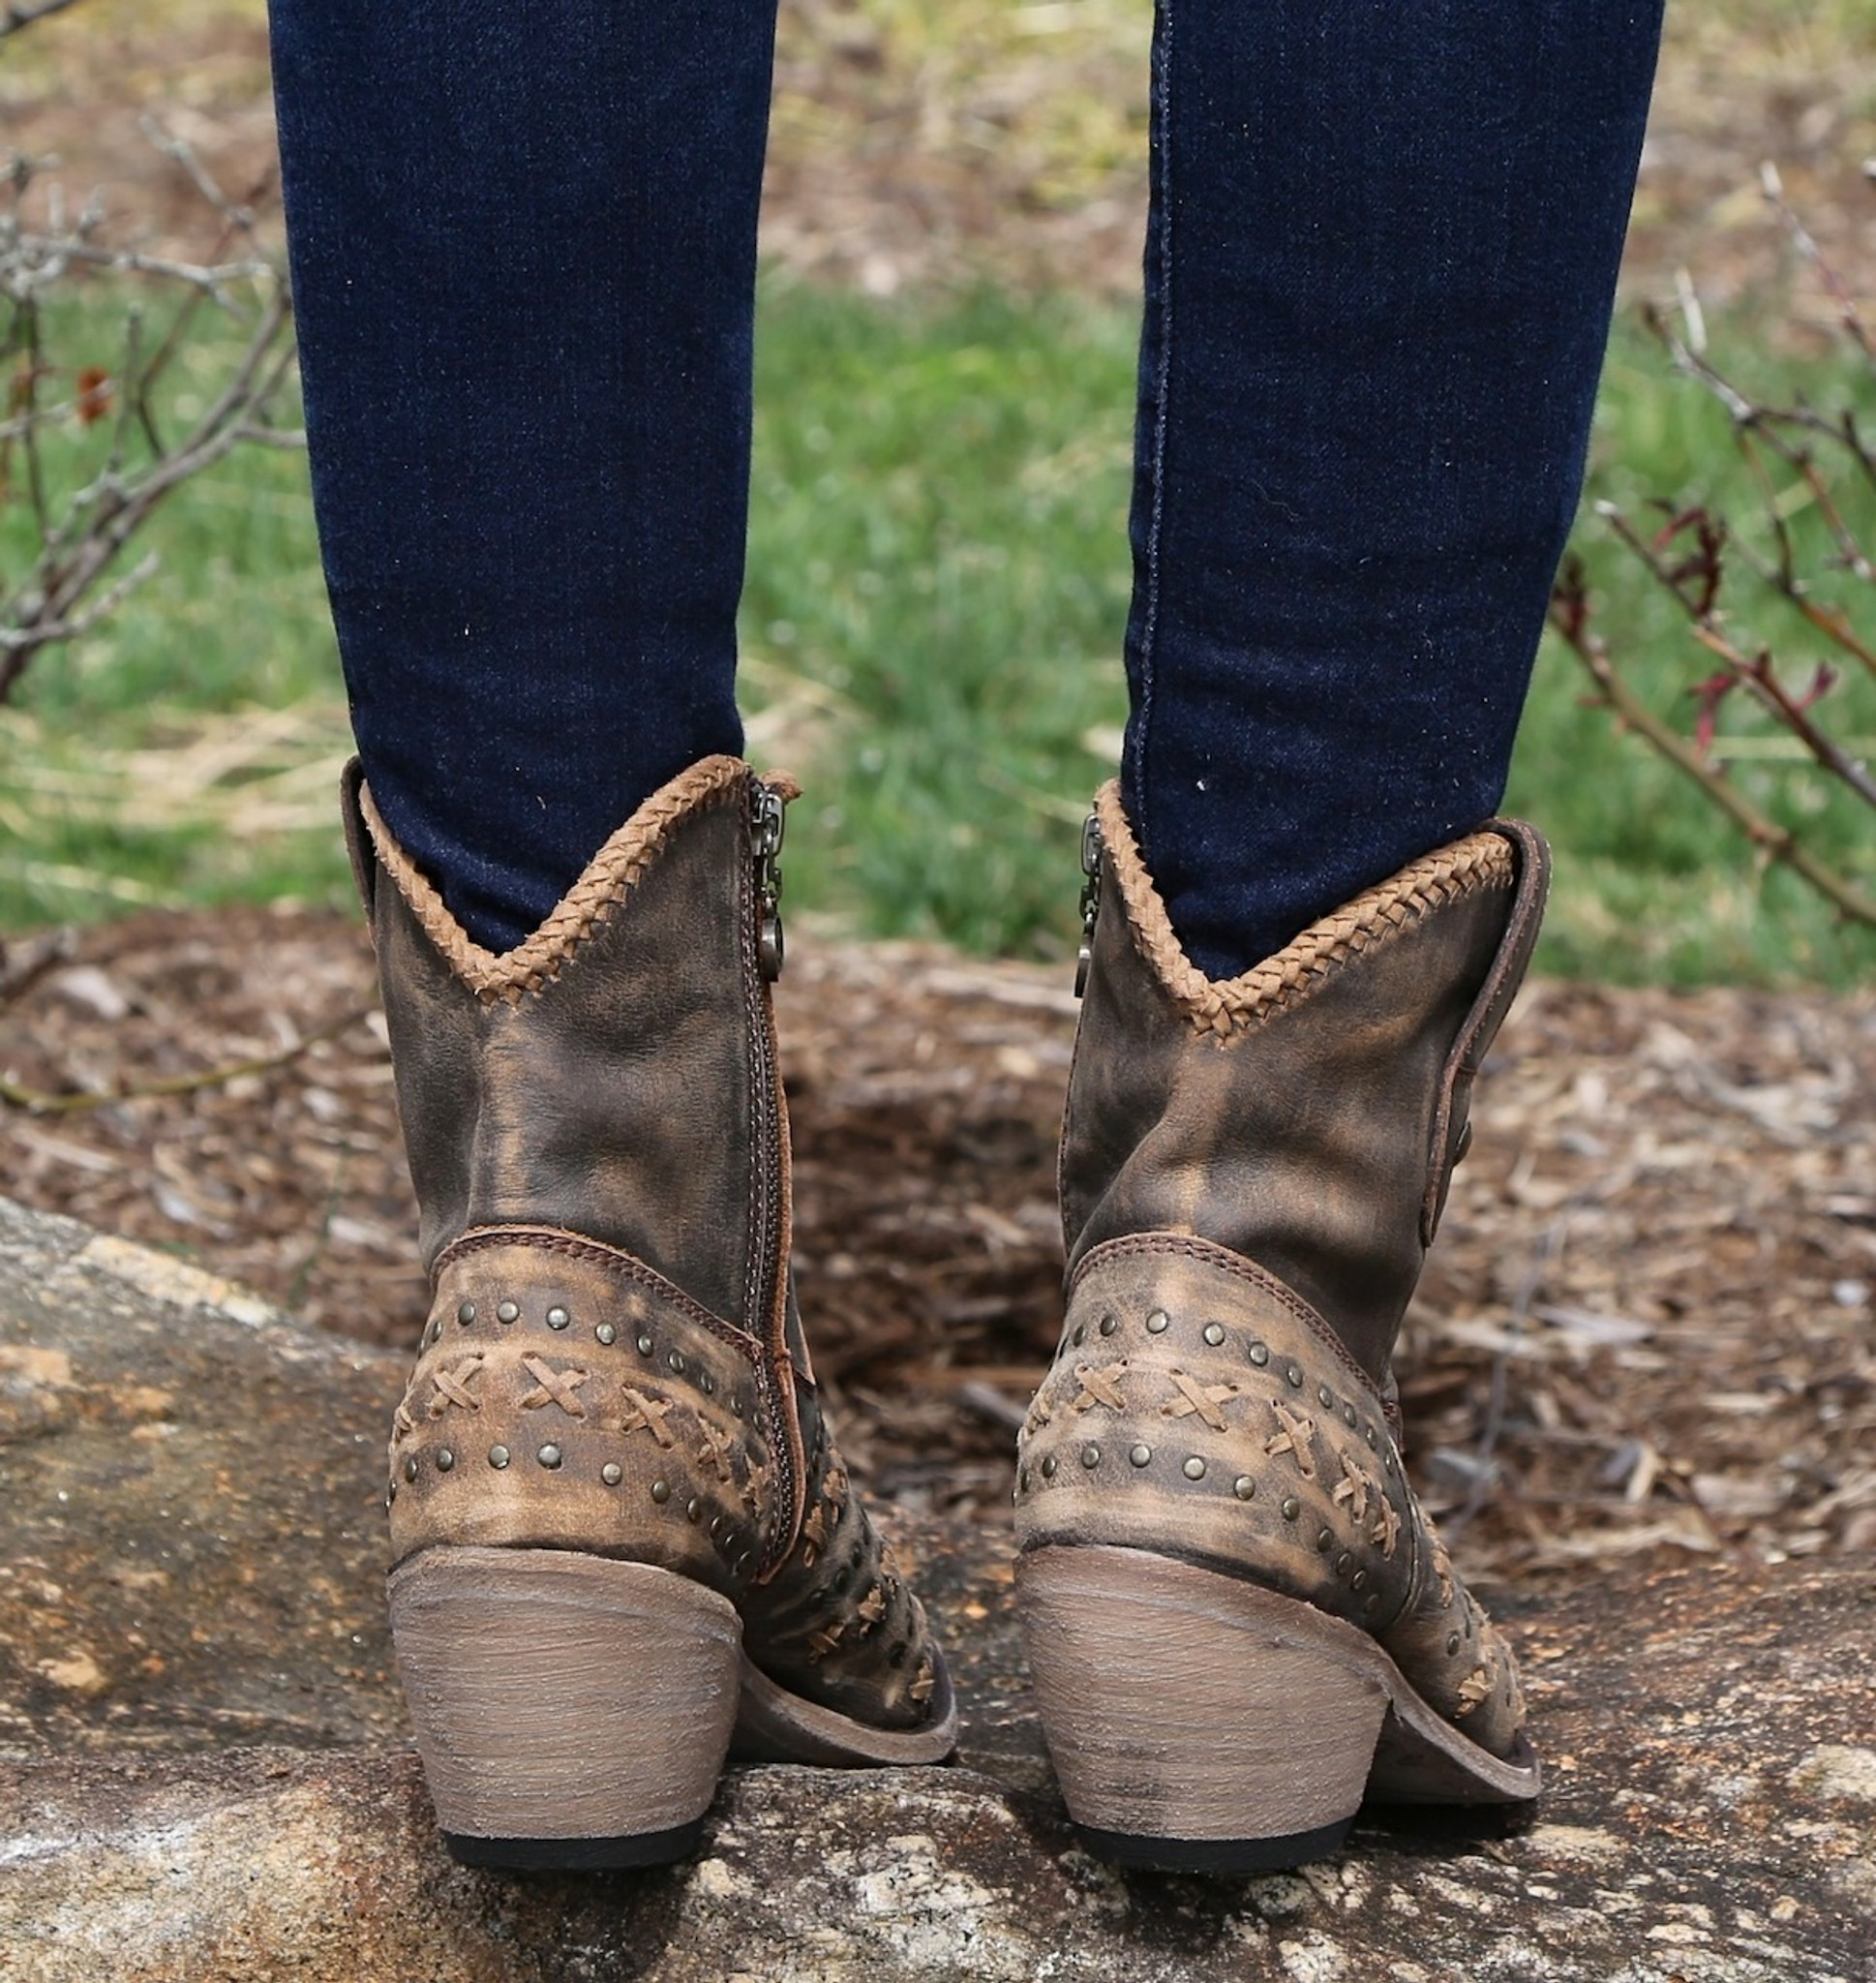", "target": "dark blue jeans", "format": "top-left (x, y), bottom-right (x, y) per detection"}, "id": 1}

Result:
top-left (271, 0), bottom-right (1662, 970)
